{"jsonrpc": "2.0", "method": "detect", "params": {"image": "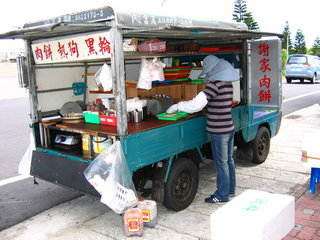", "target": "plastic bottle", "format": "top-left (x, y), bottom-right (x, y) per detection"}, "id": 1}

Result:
top-left (123, 207), bottom-right (144, 237)
top-left (139, 199), bottom-right (158, 228)
top-left (93, 137), bottom-right (112, 154)
top-left (82, 134), bottom-right (90, 157)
